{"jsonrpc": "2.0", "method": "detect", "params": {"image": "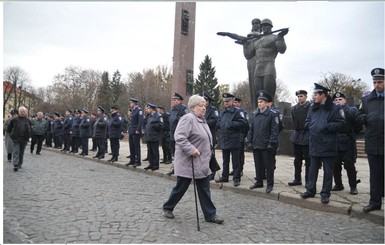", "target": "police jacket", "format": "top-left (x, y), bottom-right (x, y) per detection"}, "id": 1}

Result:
top-left (170, 103), bottom-right (188, 141)
top-left (32, 118), bottom-right (47, 136)
top-left (290, 101), bottom-right (310, 145)
top-left (108, 112), bottom-right (123, 139)
top-left (205, 105), bottom-right (219, 145)
top-left (53, 119), bottom-right (64, 136)
top-left (128, 106), bottom-right (144, 134)
top-left (161, 112), bottom-right (171, 139)
top-left (357, 89), bottom-right (384, 155)
top-left (46, 119), bottom-right (53, 133)
top-left (72, 116), bottom-right (81, 137)
top-left (145, 112), bottom-right (163, 142)
top-left (93, 113), bottom-right (108, 138)
top-left (80, 115), bottom-right (92, 138)
top-left (63, 114), bottom-right (73, 133)
top-left (305, 96), bottom-right (346, 157)
top-left (218, 106), bottom-right (248, 150)
top-left (238, 107), bottom-right (250, 143)
top-left (337, 105), bottom-right (361, 152)
top-left (247, 107), bottom-right (279, 150)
